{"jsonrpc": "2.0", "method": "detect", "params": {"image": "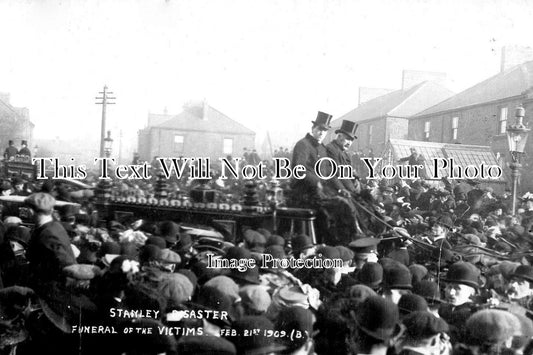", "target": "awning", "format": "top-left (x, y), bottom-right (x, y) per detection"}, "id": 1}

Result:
top-left (381, 139), bottom-right (507, 184)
